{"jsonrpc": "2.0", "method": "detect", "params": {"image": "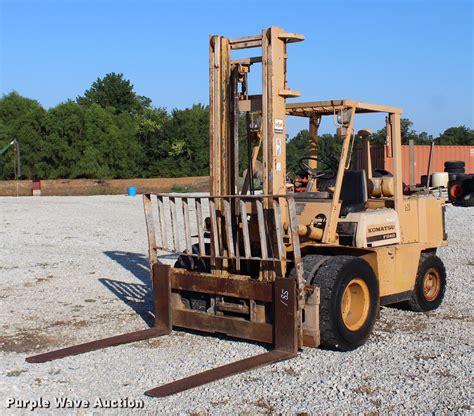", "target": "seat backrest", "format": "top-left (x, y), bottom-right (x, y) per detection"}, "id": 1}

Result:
top-left (340, 170), bottom-right (368, 206)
